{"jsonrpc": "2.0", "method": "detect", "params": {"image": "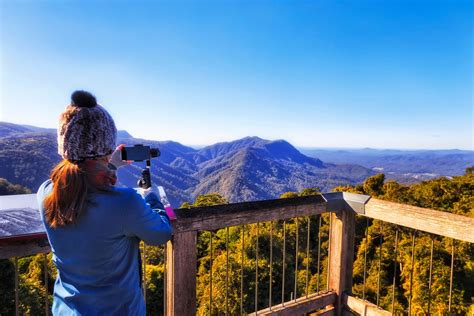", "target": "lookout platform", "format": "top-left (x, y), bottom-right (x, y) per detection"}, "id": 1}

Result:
top-left (1, 192), bottom-right (473, 315)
